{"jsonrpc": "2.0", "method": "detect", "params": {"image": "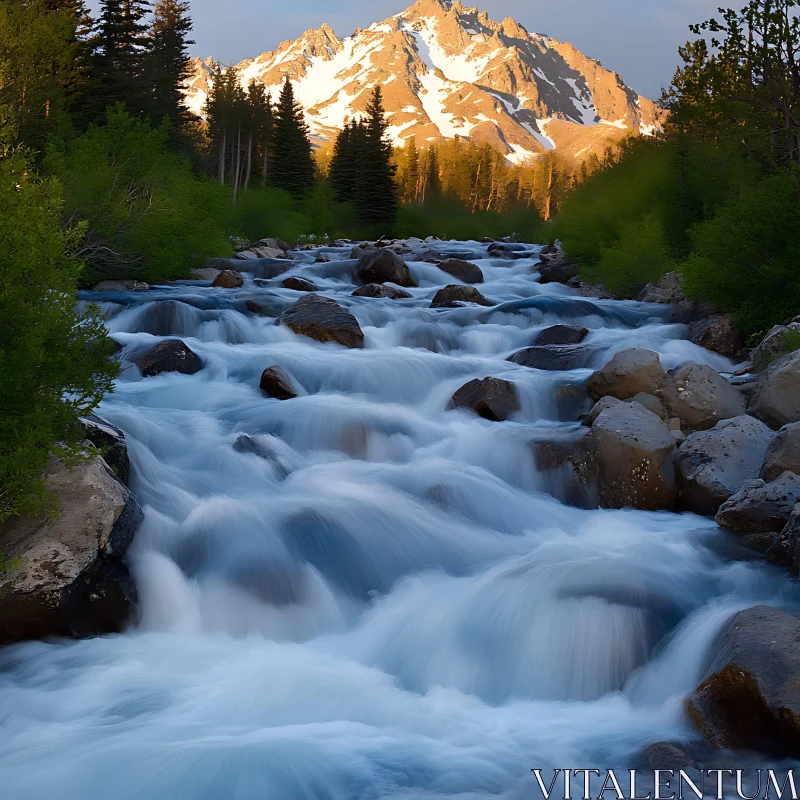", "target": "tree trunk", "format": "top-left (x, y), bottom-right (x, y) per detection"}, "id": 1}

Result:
top-left (262, 139), bottom-right (269, 183)
top-left (245, 133), bottom-right (253, 192)
top-left (219, 130), bottom-right (227, 185)
top-left (233, 123), bottom-right (242, 206)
